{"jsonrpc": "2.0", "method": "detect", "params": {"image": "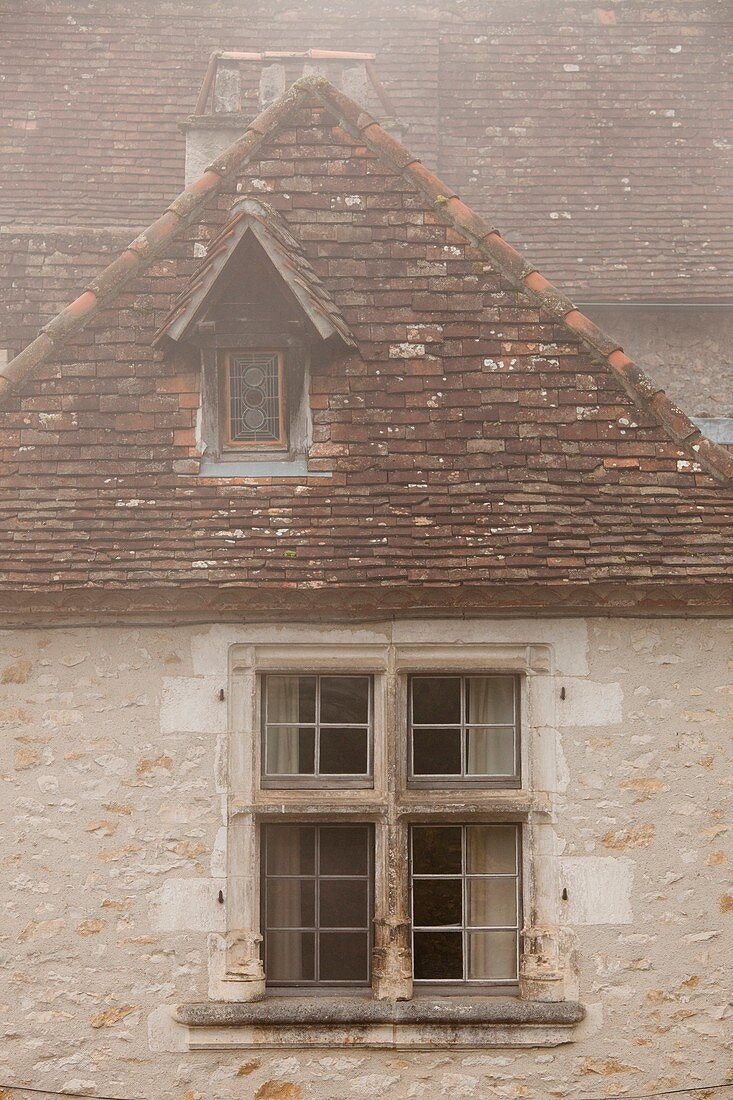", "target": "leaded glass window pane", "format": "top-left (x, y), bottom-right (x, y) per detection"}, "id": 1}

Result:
top-left (263, 824), bottom-right (373, 987)
top-left (263, 674), bottom-right (372, 782)
top-left (226, 351), bottom-right (286, 446)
